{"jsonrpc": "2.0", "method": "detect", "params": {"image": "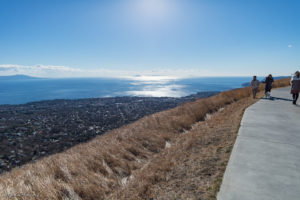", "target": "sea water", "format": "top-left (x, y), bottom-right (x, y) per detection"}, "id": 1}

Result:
top-left (0, 76), bottom-right (253, 105)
